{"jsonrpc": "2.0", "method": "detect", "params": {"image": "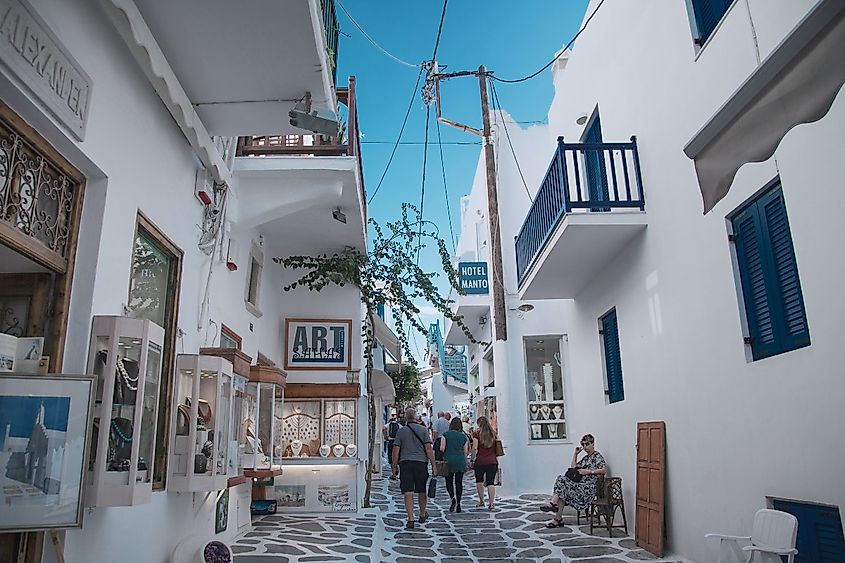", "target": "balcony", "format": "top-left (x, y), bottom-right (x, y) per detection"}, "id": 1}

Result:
top-left (231, 78), bottom-right (367, 253)
top-left (516, 137), bottom-right (647, 300)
